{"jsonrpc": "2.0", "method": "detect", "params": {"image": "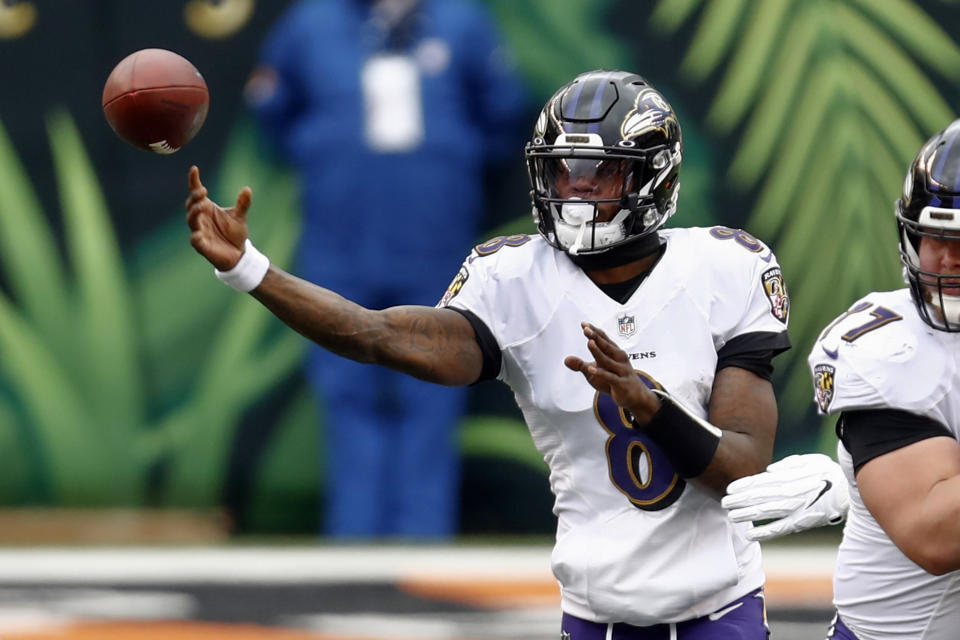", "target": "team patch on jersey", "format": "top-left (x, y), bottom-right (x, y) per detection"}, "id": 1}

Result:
top-left (617, 314), bottom-right (636, 337)
top-left (814, 363), bottom-right (836, 413)
top-left (761, 267), bottom-right (789, 324)
top-left (438, 266), bottom-right (468, 307)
